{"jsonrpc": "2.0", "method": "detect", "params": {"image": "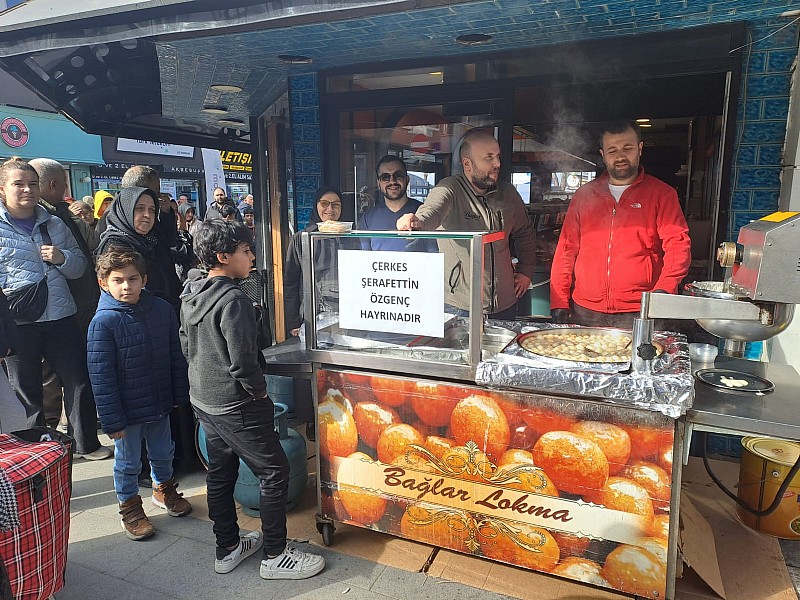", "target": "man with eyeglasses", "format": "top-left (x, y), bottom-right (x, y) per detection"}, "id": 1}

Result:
top-left (360, 156), bottom-right (437, 252)
top-left (396, 130), bottom-right (536, 320)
